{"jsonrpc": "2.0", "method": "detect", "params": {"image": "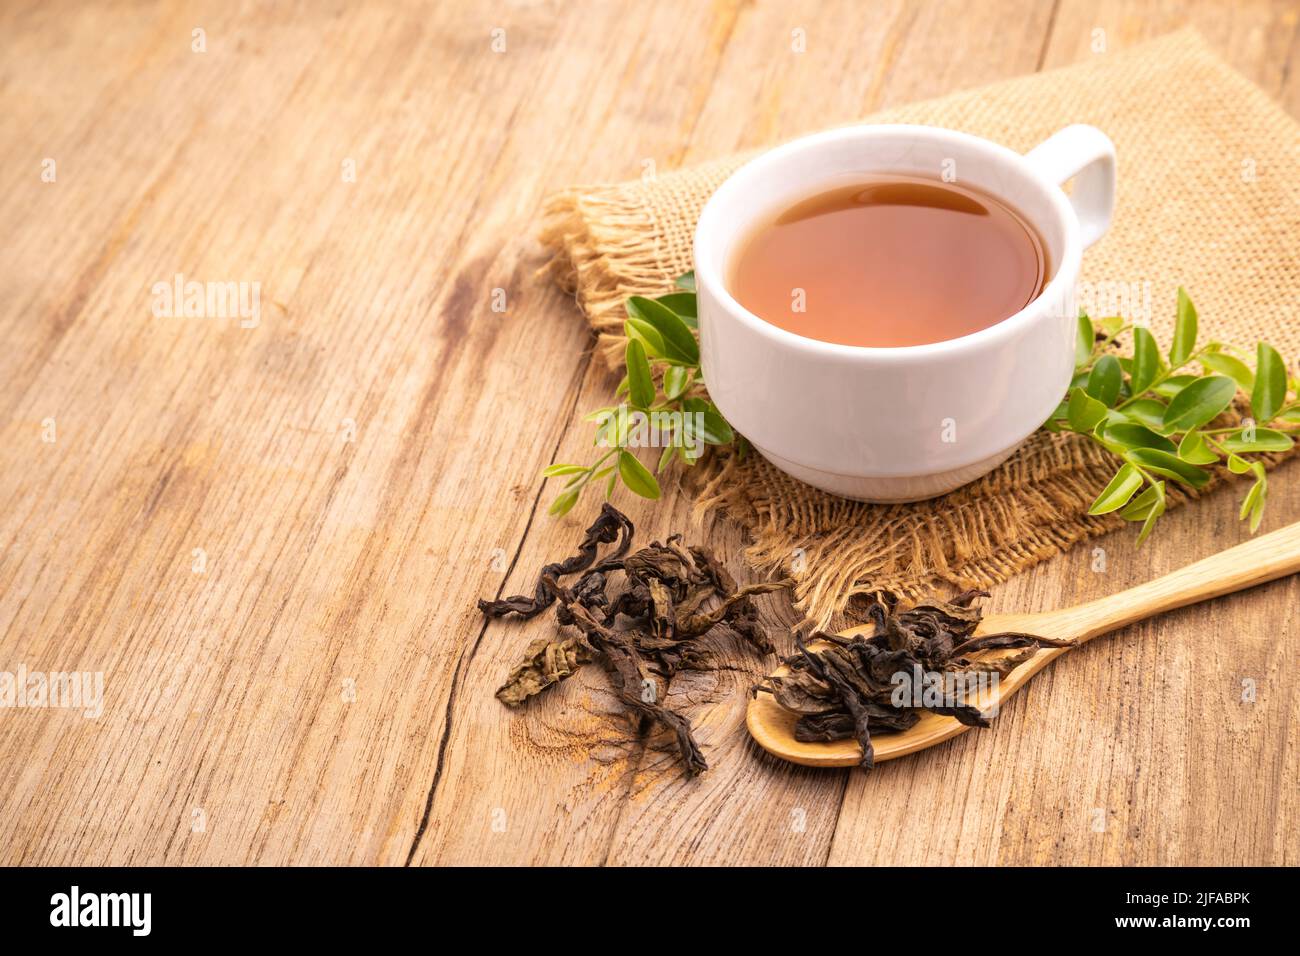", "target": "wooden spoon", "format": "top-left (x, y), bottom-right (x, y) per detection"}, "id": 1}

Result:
top-left (748, 520), bottom-right (1300, 768)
